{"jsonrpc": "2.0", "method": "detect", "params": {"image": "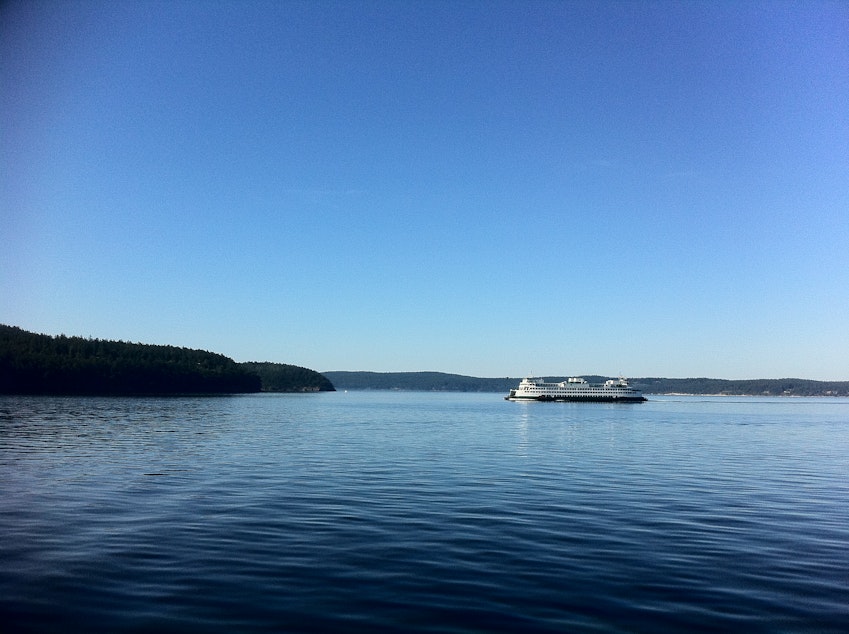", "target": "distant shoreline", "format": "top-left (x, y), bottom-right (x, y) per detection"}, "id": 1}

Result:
top-left (323, 371), bottom-right (849, 397)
